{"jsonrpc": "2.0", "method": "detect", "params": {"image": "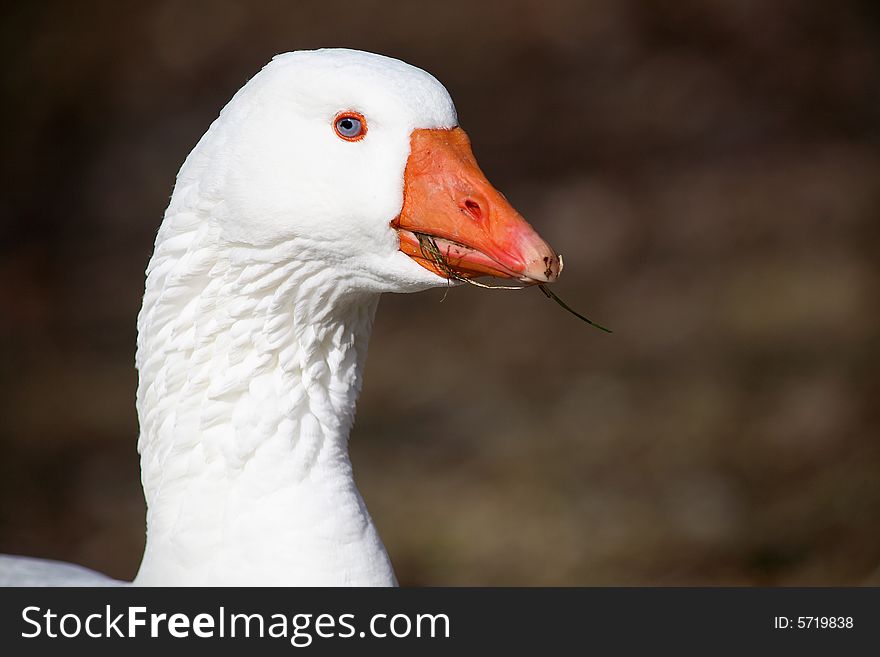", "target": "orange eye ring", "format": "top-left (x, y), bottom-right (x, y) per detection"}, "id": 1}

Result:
top-left (333, 111), bottom-right (367, 141)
